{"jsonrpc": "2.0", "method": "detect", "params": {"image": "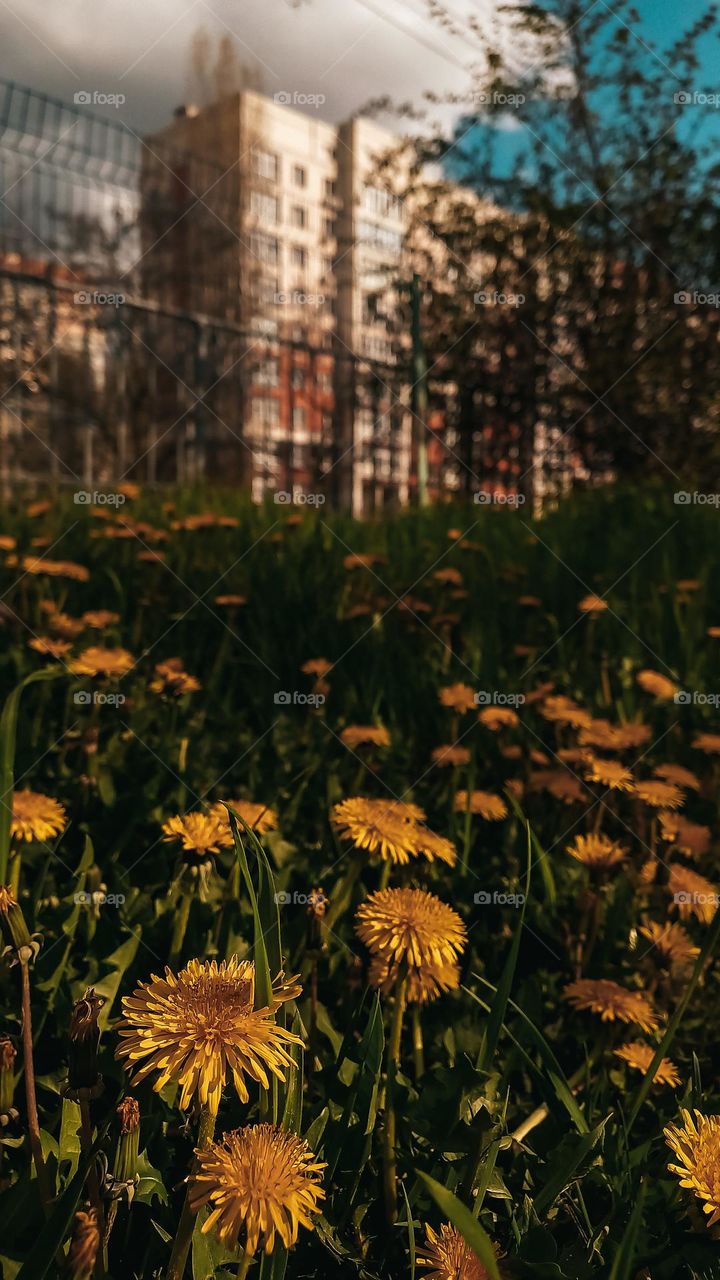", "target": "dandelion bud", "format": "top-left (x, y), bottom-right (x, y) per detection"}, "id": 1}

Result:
top-left (0, 885), bottom-right (32, 956)
top-left (114, 1097), bottom-right (140, 1185)
top-left (0, 1037), bottom-right (17, 1124)
top-left (68, 988), bottom-right (105, 1091)
top-left (68, 1208), bottom-right (100, 1280)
